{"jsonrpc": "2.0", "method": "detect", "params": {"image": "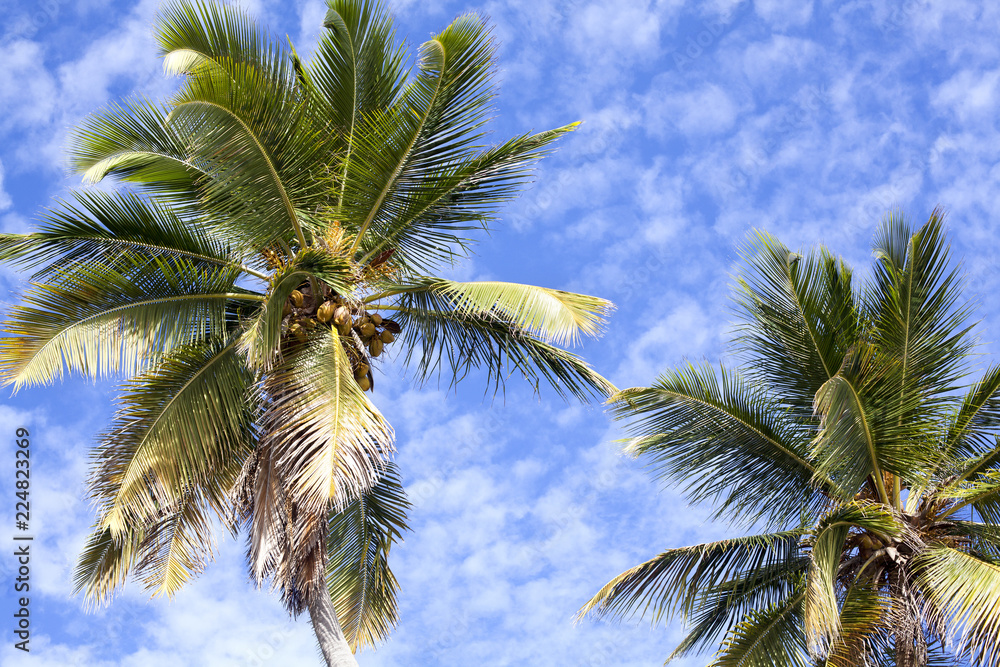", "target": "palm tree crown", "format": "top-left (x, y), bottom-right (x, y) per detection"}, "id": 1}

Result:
top-left (582, 211), bottom-right (1000, 667)
top-left (0, 0), bottom-right (613, 662)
